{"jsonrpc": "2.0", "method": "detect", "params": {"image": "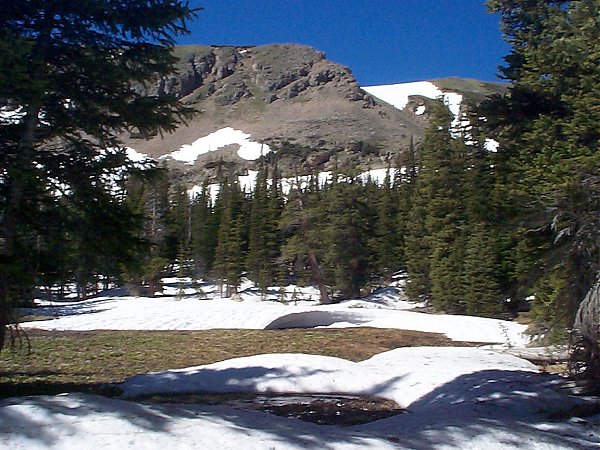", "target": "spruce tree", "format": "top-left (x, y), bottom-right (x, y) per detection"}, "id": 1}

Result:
top-left (280, 179), bottom-right (331, 304)
top-left (372, 165), bottom-right (402, 278)
top-left (246, 167), bottom-right (270, 291)
top-left (0, 0), bottom-right (198, 348)
top-left (212, 177), bottom-right (246, 297)
top-left (462, 223), bottom-right (503, 317)
top-left (404, 102), bottom-right (502, 314)
top-left (246, 165), bottom-right (283, 295)
top-left (164, 182), bottom-right (191, 267)
top-left (319, 179), bottom-right (373, 299)
top-left (405, 102), bottom-right (455, 304)
top-left (484, 0), bottom-right (600, 337)
top-left (190, 180), bottom-right (216, 278)
top-left (268, 162), bottom-right (285, 284)
top-left (394, 140), bottom-right (418, 274)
